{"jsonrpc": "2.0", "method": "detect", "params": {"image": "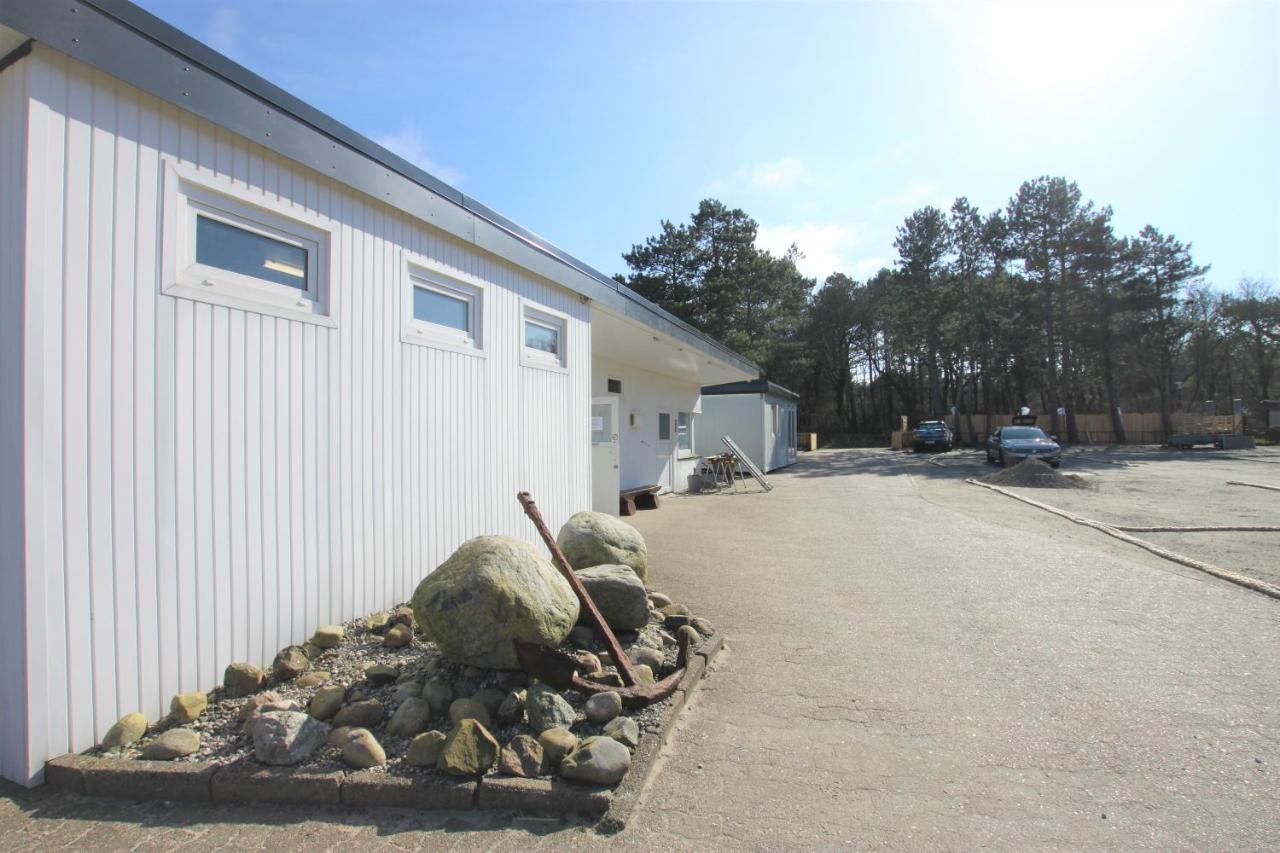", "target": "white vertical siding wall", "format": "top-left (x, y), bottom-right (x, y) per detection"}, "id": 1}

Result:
top-left (695, 395), bottom-right (766, 473)
top-left (13, 47), bottom-right (590, 784)
top-left (592, 357), bottom-right (703, 493)
top-left (0, 51), bottom-right (31, 785)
